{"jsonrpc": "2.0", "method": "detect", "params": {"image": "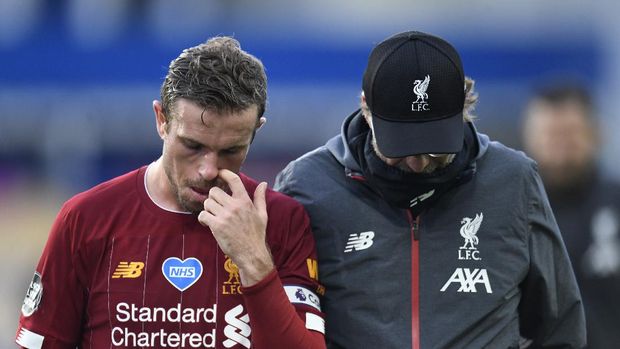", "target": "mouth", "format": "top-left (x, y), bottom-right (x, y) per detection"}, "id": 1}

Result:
top-left (186, 179), bottom-right (230, 202)
top-left (188, 186), bottom-right (211, 204)
top-left (191, 186), bottom-right (210, 196)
